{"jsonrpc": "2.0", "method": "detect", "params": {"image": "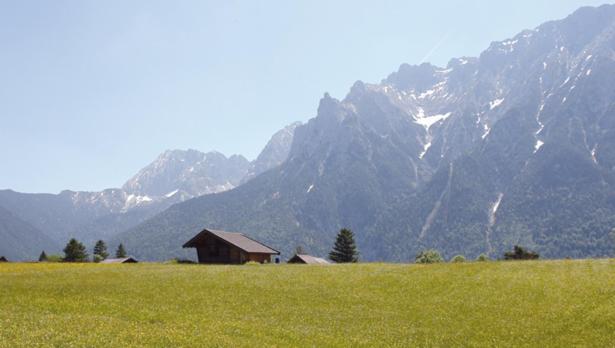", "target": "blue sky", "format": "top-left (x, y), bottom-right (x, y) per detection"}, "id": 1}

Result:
top-left (0, 0), bottom-right (610, 193)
